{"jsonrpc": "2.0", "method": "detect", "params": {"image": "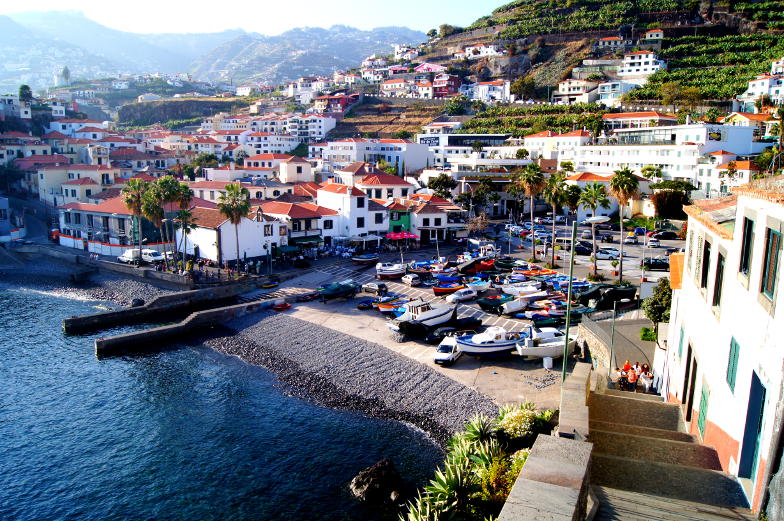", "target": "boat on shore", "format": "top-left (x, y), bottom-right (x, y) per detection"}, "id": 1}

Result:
top-left (376, 262), bottom-right (406, 279)
top-left (515, 327), bottom-right (576, 359)
top-left (456, 326), bottom-right (528, 356)
top-left (352, 253), bottom-right (379, 265)
top-left (499, 291), bottom-right (550, 315)
top-left (391, 299), bottom-right (457, 328)
top-left (433, 282), bottom-right (465, 296)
